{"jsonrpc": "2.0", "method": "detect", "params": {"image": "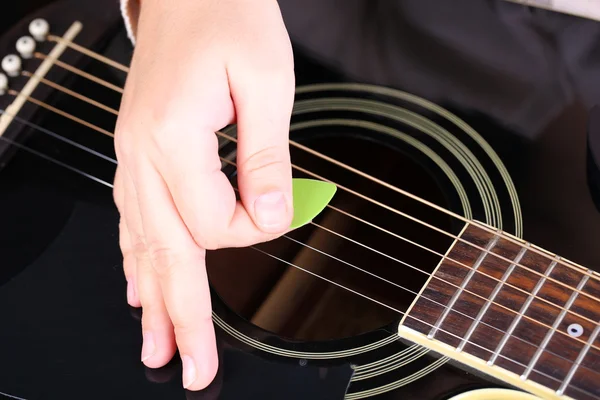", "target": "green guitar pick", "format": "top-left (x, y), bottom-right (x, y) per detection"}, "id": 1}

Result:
top-left (290, 178), bottom-right (337, 229)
